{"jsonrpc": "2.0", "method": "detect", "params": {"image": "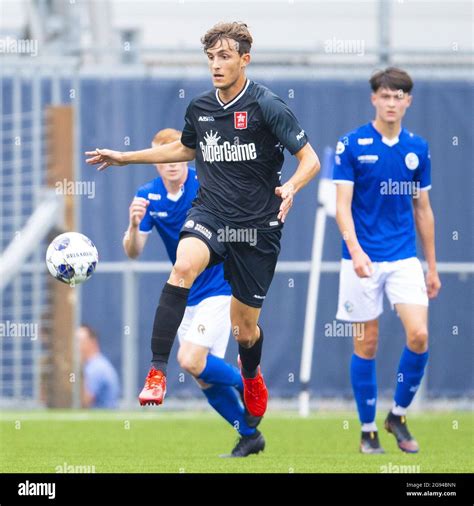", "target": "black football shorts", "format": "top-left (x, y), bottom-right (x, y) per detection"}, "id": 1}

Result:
top-left (179, 206), bottom-right (282, 308)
